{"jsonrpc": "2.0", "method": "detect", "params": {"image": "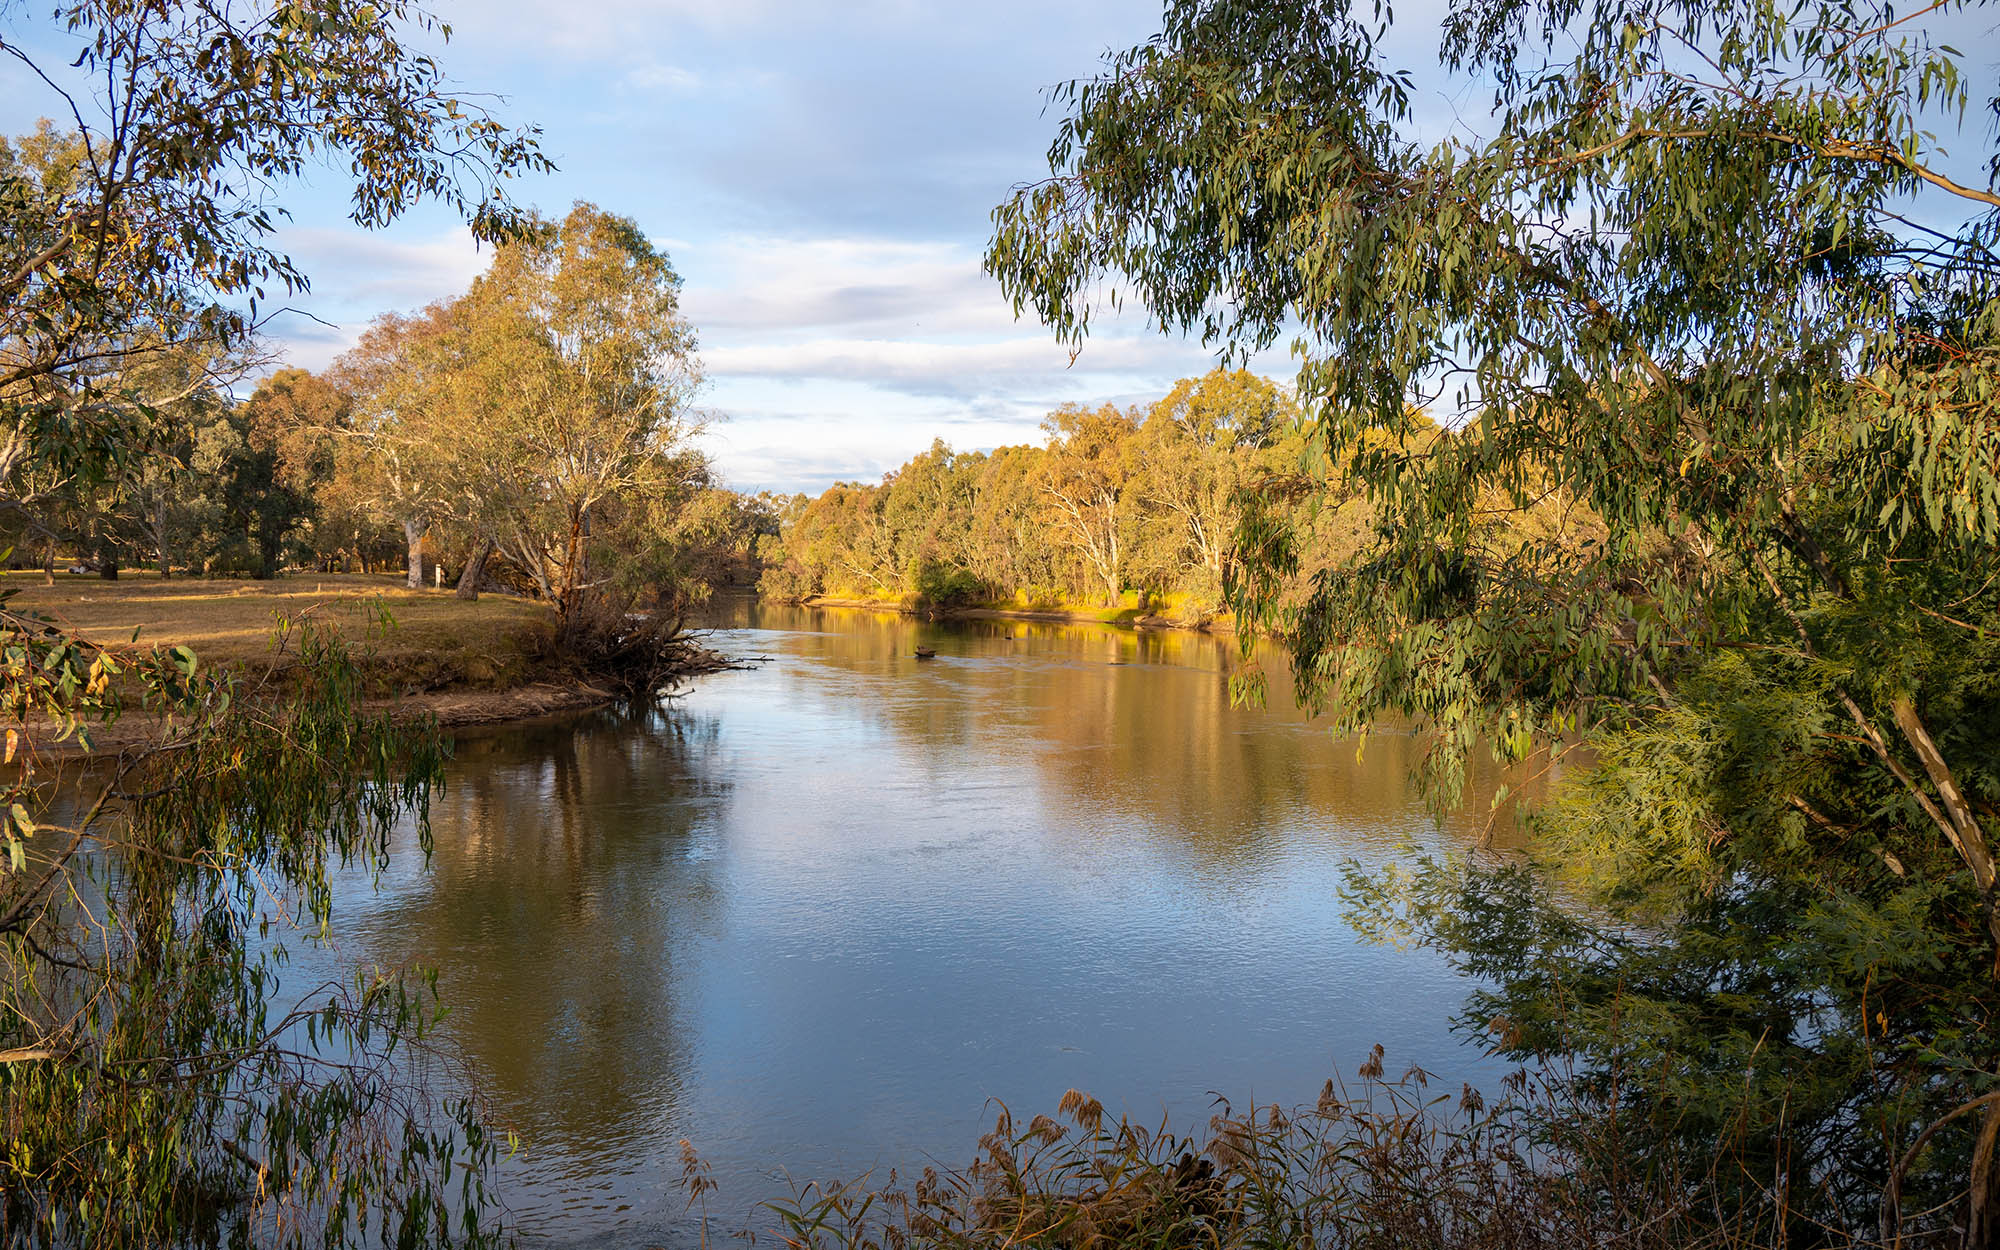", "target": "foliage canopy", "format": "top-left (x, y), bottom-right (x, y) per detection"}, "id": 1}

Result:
top-left (991, 0), bottom-right (2000, 1241)
top-left (1, 0), bottom-right (549, 1242)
